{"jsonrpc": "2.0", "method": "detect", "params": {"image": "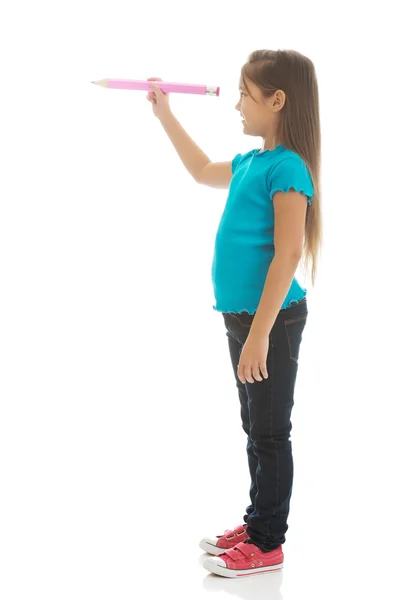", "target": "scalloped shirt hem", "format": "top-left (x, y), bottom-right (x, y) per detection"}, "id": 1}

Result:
top-left (212, 296), bottom-right (306, 314)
